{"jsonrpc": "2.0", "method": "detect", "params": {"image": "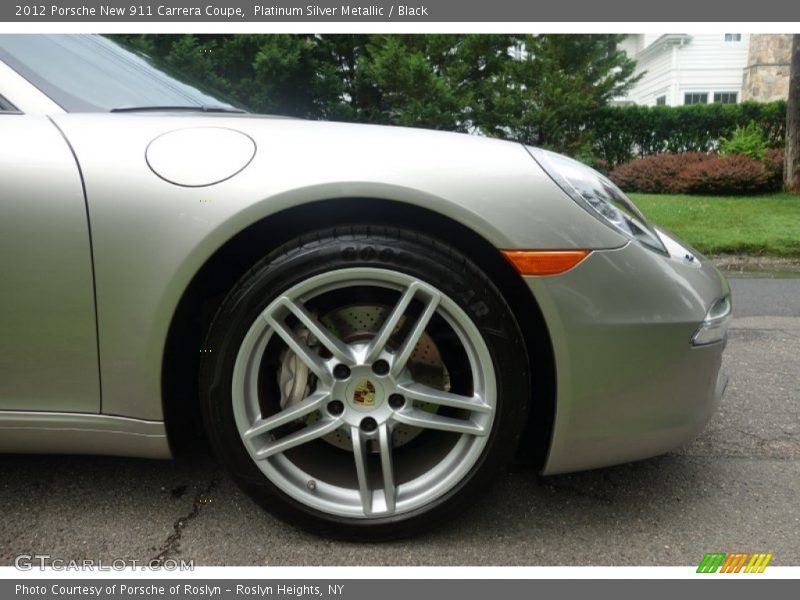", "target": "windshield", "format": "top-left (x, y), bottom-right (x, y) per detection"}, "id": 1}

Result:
top-left (0, 34), bottom-right (240, 112)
